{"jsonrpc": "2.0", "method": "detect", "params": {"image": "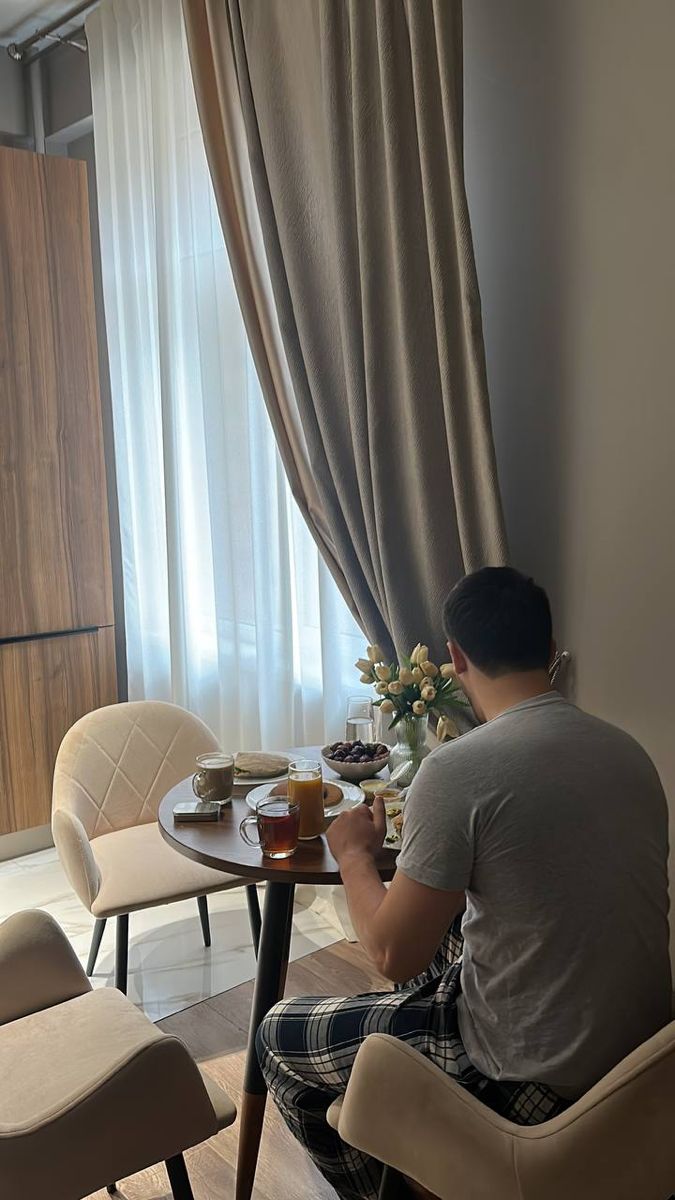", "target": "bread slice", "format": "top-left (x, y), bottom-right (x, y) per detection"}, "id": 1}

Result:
top-left (234, 752), bottom-right (289, 779)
